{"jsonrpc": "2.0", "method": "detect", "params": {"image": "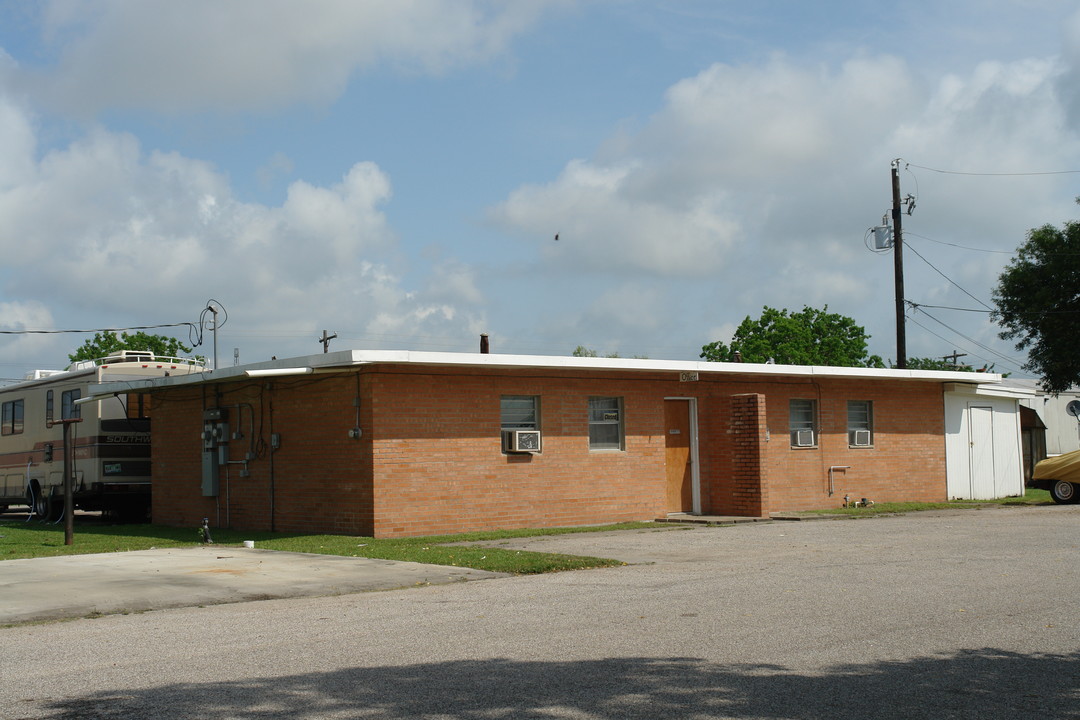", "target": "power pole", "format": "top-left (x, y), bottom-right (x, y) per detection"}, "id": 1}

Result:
top-left (56, 418), bottom-right (82, 545)
top-left (942, 350), bottom-right (967, 366)
top-left (319, 330), bottom-right (337, 353)
top-left (891, 160), bottom-right (907, 369)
